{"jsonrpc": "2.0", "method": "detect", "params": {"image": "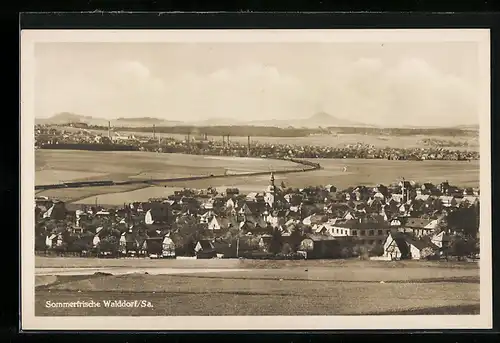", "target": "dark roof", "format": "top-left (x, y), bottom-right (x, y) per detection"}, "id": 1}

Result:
top-left (304, 234), bottom-right (337, 242)
top-left (391, 232), bottom-right (438, 251)
top-left (404, 218), bottom-right (433, 228)
top-left (197, 240), bottom-right (215, 250)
